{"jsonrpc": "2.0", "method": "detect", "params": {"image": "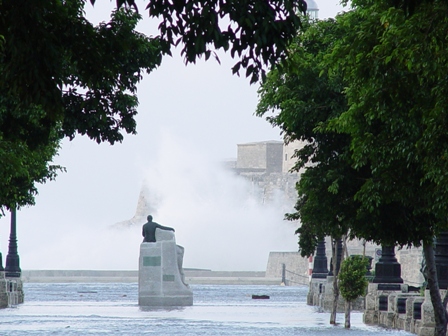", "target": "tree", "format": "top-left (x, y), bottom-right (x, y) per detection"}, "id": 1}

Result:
top-left (338, 255), bottom-right (369, 328)
top-left (258, 4), bottom-right (448, 333)
top-left (0, 2), bottom-right (162, 215)
top-left (329, 0), bottom-right (448, 334)
top-left (257, 18), bottom-right (354, 250)
top-left (257, 18), bottom-right (365, 324)
top-left (1, 2), bottom-right (162, 145)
